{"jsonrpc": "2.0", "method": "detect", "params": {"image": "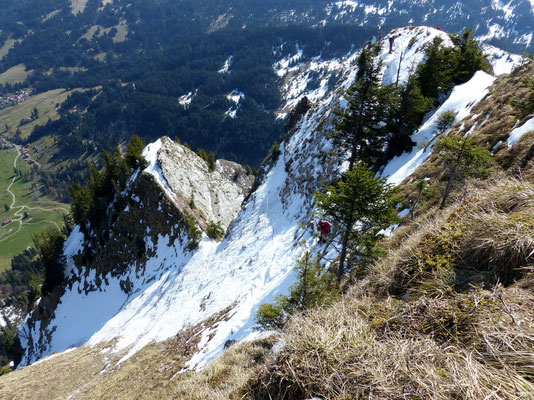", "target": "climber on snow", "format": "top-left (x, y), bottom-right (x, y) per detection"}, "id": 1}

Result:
top-left (317, 219), bottom-right (332, 244)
